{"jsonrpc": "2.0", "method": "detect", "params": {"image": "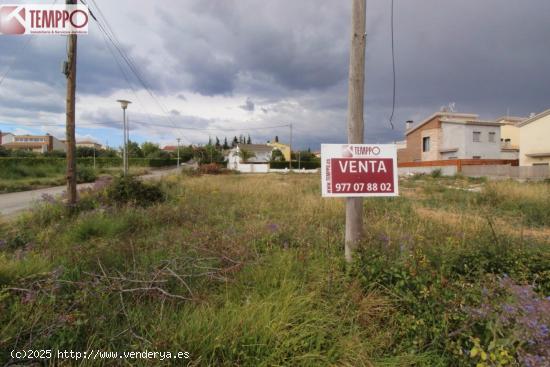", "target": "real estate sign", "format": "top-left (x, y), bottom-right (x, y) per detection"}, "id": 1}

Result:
top-left (321, 144), bottom-right (399, 197)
